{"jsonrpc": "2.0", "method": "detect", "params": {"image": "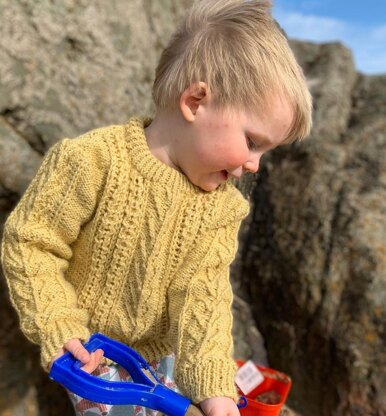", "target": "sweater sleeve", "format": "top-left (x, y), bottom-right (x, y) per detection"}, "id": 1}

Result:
top-left (1, 138), bottom-right (108, 369)
top-left (169, 191), bottom-right (249, 404)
